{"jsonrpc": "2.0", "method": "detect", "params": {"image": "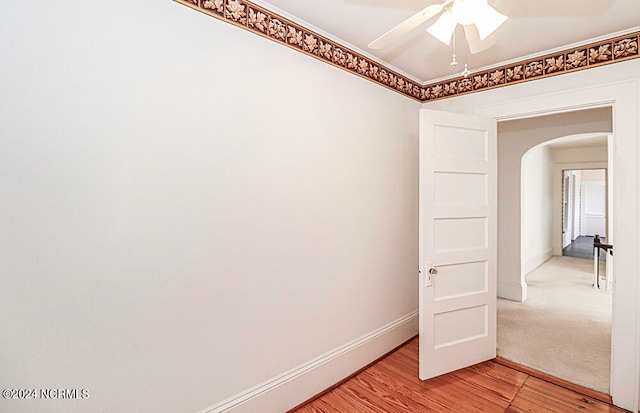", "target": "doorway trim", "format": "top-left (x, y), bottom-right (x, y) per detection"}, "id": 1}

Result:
top-left (475, 80), bottom-right (639, 411)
